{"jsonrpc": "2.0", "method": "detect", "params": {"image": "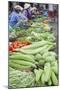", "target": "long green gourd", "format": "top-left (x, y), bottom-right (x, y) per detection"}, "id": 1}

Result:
top-left (20, 45), bottom-right (49, 55)
top-left (10, 59), bottom-right (36, 68)
top-left (21, 40), bottom-right (48, 49)
top-left (9, 61), bottom-right (31, 70)
top-left (9, 53), bottom-right (35, 63)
